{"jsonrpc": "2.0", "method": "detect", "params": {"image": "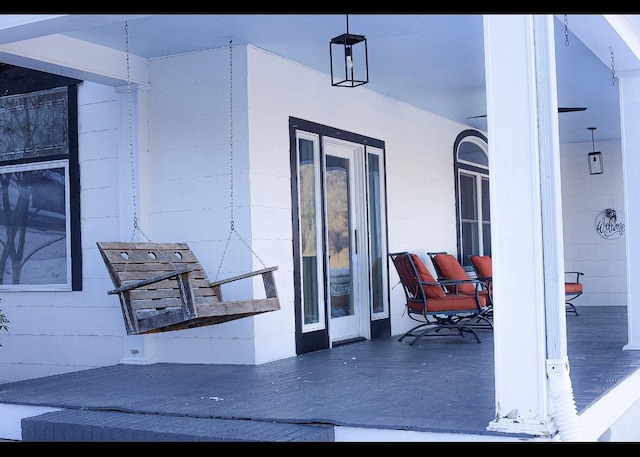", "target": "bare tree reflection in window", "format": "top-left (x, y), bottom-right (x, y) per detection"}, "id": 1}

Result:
top-left (0, 87), bottom-right (70, 287)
